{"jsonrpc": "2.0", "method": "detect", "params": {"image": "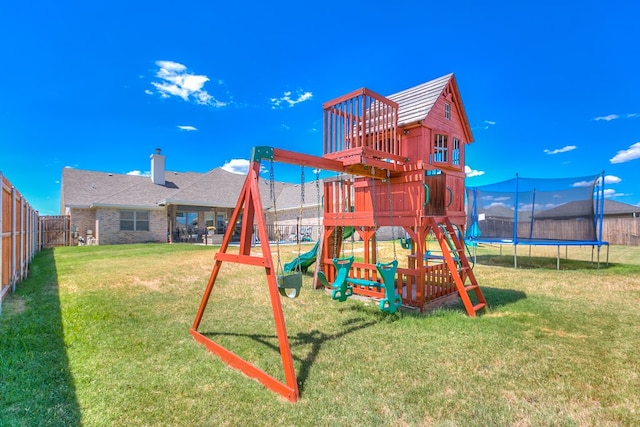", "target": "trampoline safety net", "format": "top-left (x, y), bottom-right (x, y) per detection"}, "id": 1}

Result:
top-left (466, 174), bottom-right (604, 243)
